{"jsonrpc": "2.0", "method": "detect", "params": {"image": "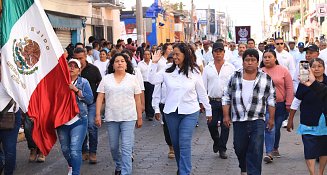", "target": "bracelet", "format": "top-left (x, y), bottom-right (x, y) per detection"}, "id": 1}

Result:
top-left (75, 89), bottom-right (79, 94)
